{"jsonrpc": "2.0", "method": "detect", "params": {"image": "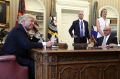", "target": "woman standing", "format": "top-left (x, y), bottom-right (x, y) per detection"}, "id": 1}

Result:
top-left (96, 8), bottom-right (110, 38)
